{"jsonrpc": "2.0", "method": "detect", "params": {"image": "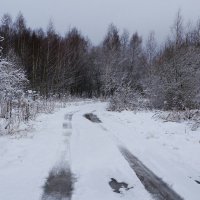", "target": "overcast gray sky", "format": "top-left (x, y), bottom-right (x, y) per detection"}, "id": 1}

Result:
top-left (0, 0), bottom-right (200, 44)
